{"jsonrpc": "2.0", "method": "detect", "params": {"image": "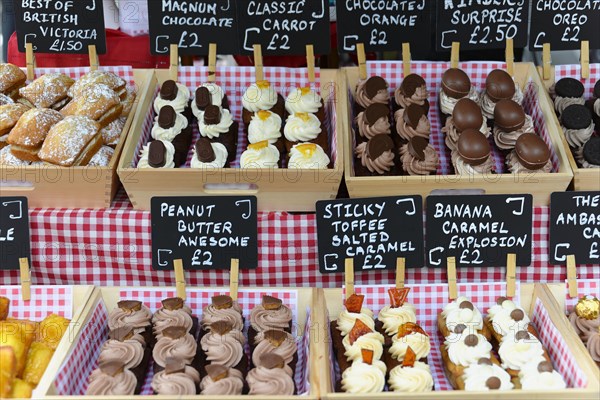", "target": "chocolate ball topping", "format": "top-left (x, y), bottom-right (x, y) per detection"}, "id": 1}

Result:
top-left (400, 73), bottom-right (426, 97)
top-left (515, 133), bottom-right (551, 170)
top-left (478, 357), bottom-right (493, 366)
top-left (365, 76), bottom-right (388, 99)
top-left (453, 98), bottom-right (483, 132)
top-left (366, 134), bottom-right (394, 160)
top-left (160, 80), bottom-right (178, 101)
top-left (486, 376), bottom-right (502, 390)
top-left (454, 323), bottom-right (467, 334)
top-left (365, 103), bottom-right (389, 126)
top-left (464, 334), bottom-right (479, 347)
top-left (537, 361), bottom-right (554, 373)
top-left (515, 330), bottom-right (530, 341)
top-left (494, 99), bottom-right (526, 132)
top-left (442, 68), bottom-right (471, 99)
top-left (510, 308), bottom-right (525, 322)
top-left (408, 137), bottom-right (428, 161)
top-left (457, 129), bottom-right (491, 166)
top-left (486, 69), bottom-right (516, 102)
top-left (497, 296), bottom-right (508, 305)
